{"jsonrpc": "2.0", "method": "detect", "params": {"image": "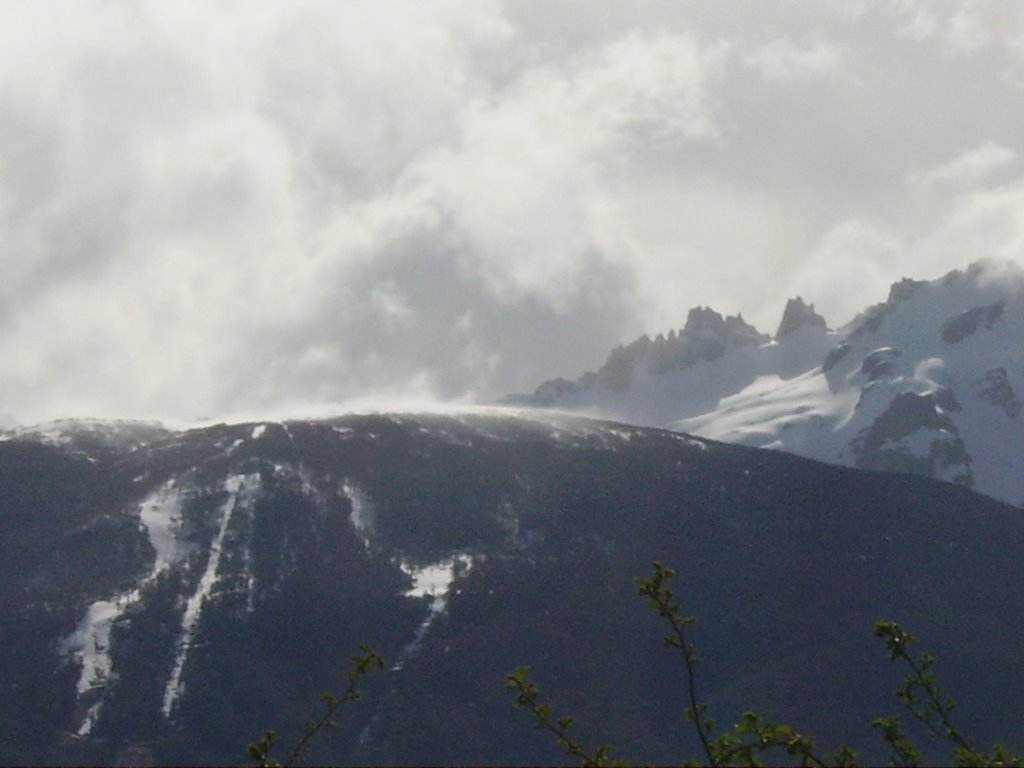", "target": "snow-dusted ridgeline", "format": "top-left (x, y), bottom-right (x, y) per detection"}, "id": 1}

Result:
top-left (516, 261), bottom-right (1024, 506)
top-left (674, 264), bottom-right (1024, 505)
